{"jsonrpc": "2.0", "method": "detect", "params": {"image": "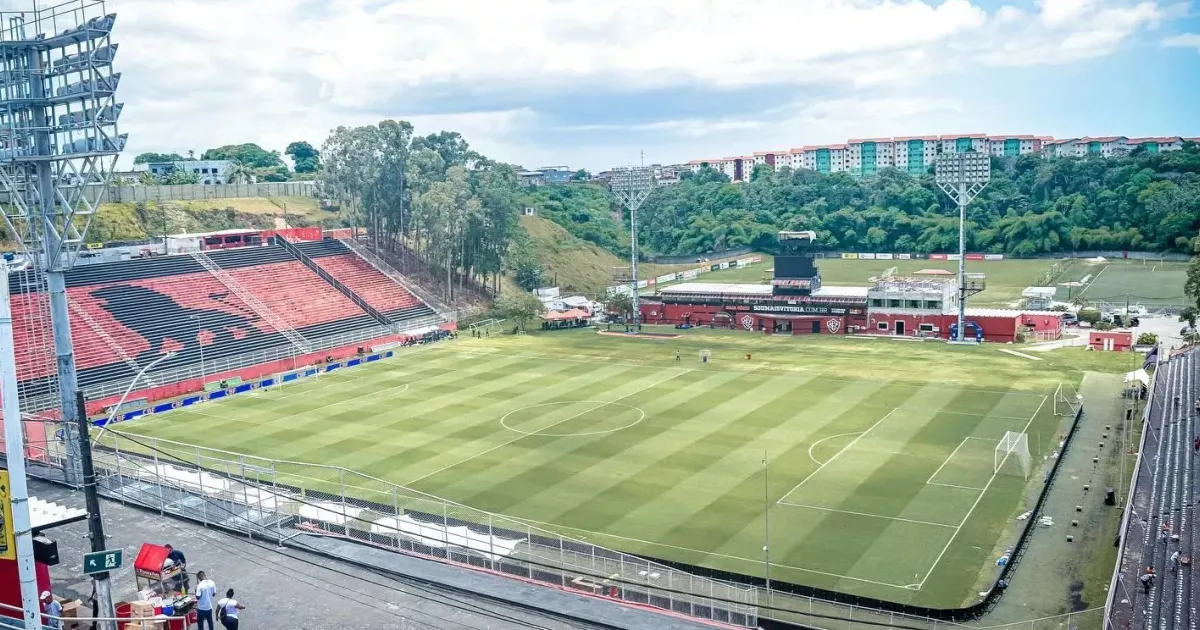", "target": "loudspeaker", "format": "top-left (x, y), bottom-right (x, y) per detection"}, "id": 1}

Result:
top-left (1105, 488), bottom-right (1116, 506)
top-left (32, 536), bottom-right (58, 565)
